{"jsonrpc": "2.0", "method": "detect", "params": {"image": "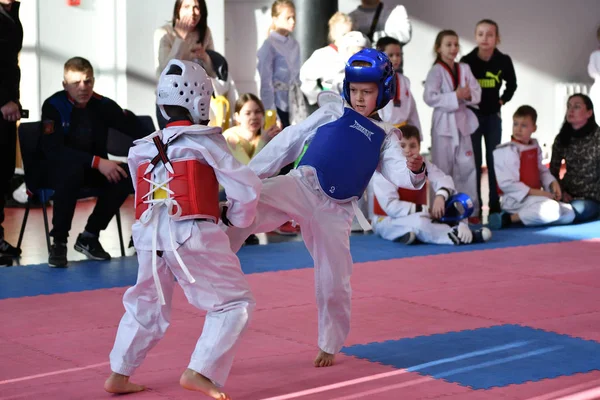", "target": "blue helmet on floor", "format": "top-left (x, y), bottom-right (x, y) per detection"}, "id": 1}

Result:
top-left (439, 193), bottom-right (475, 223)
top-left (343, 48), bottom-right (396, 111)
